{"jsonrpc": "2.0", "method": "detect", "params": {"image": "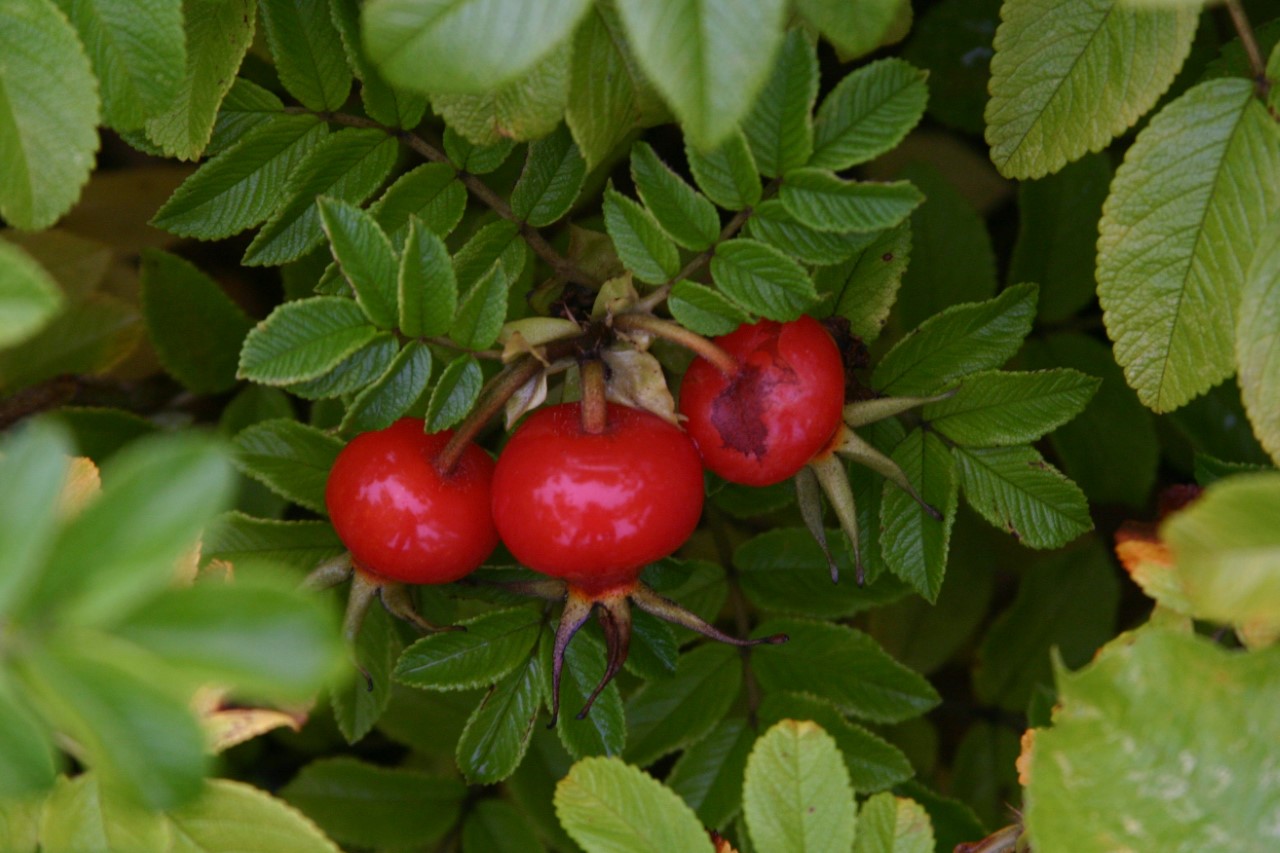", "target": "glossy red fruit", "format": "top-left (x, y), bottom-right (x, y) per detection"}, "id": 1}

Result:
top-left (326, 418), bottom-right (498, 585)
top-left (491, 403), bottom-right (705, 595)
top-left (679, 315), bottom-right (845, 486)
